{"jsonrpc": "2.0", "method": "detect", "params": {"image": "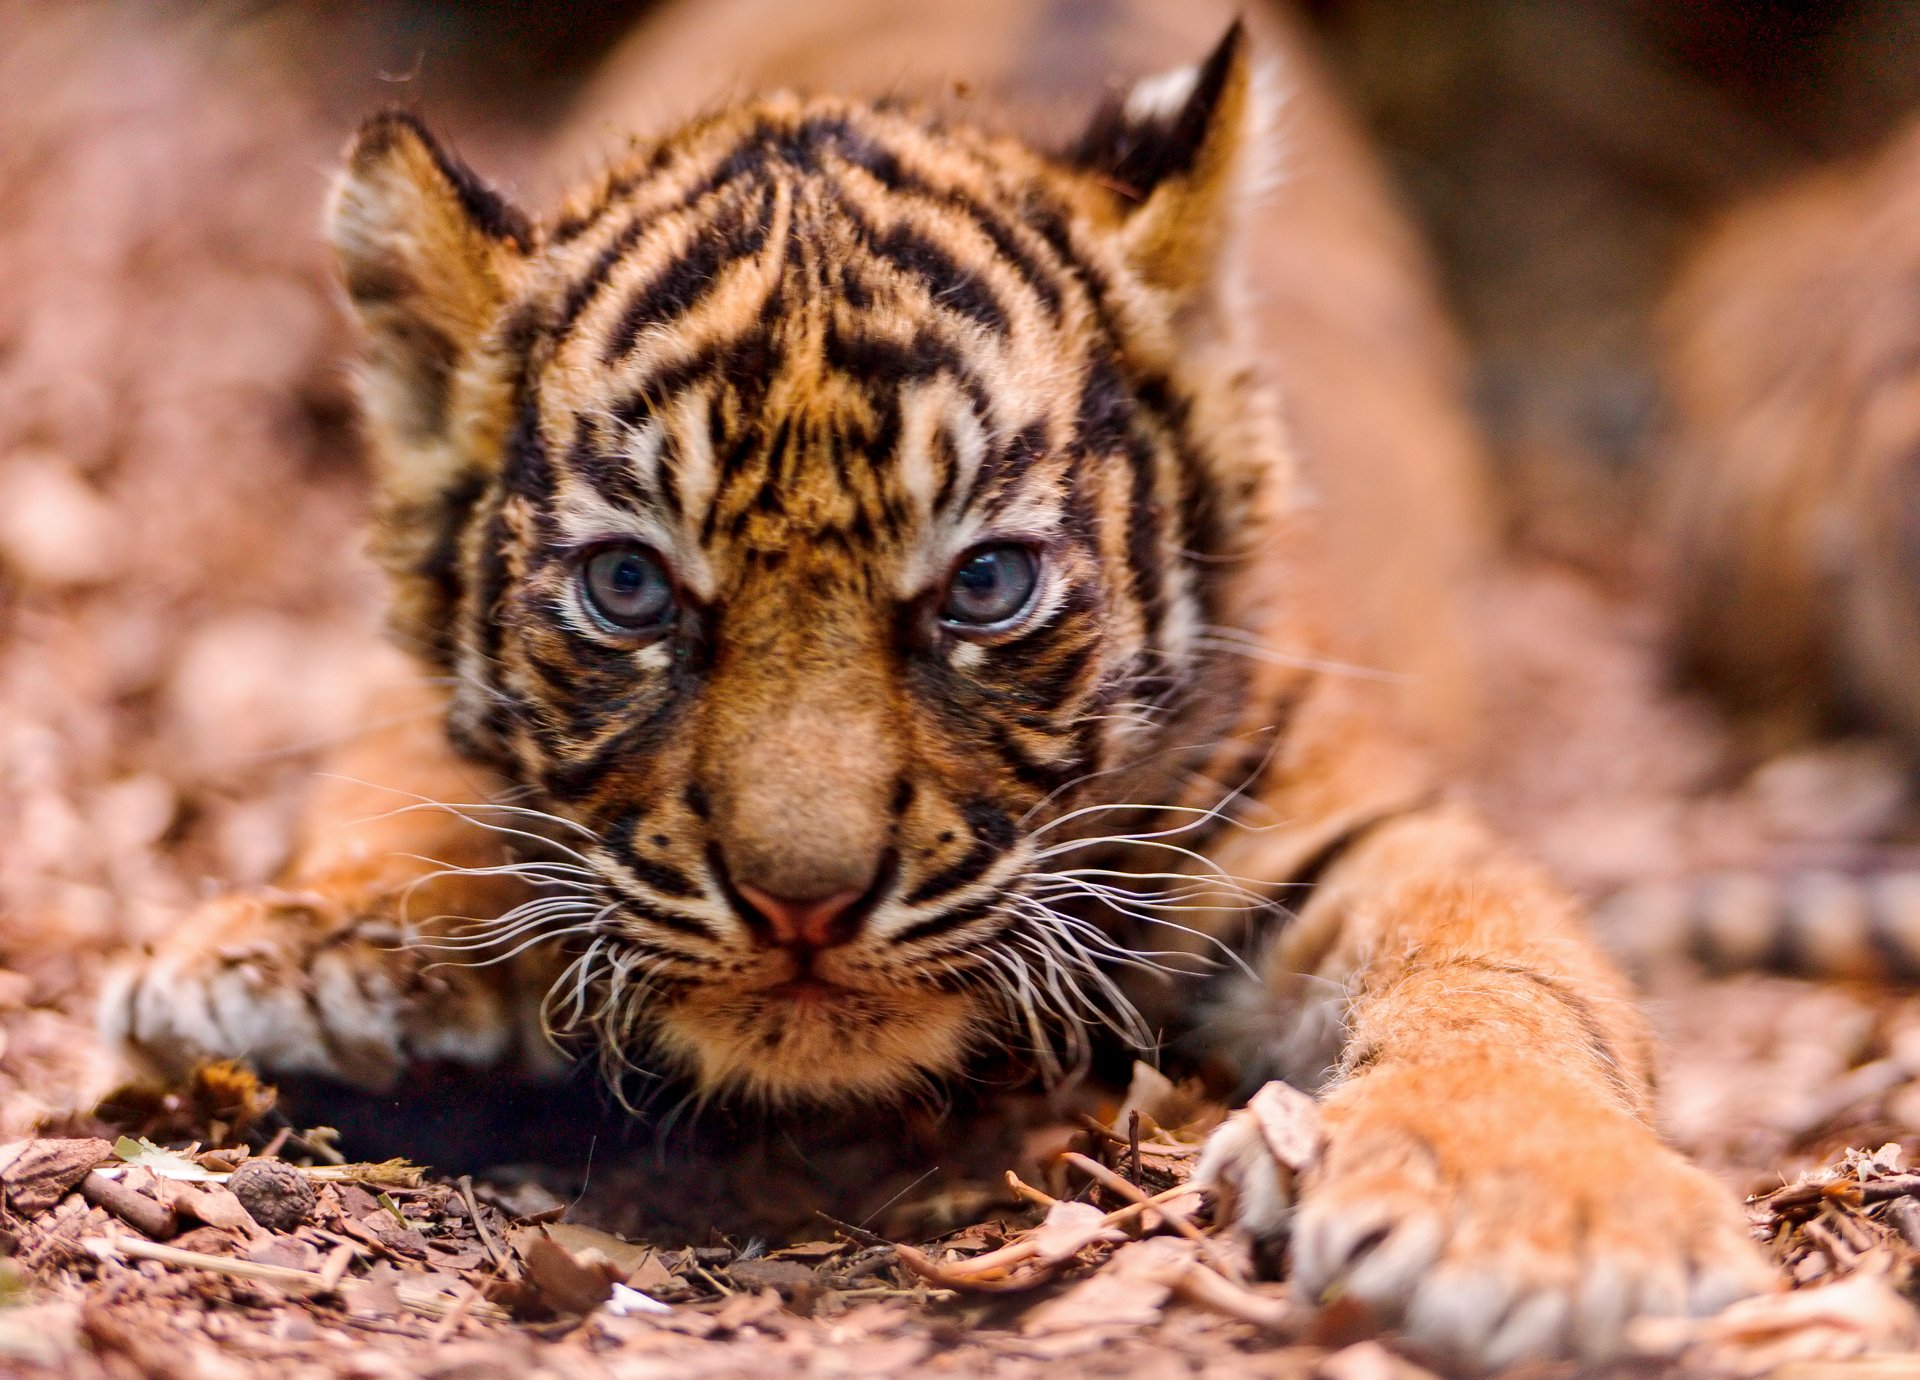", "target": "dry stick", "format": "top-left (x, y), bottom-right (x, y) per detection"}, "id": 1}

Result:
top-left (1829, 1208), bottom-right (1877, 1255)
top-left (426, 1280), bottom-right (486, 1344)
top-left (896, 1178), bottom-right (1206, 1295)
top-left (1171, 1258), bottom-right (1300, 1333)
top-left (1074, 1114), bottom-right (1201, 1158)
top-left (1803, 1219), bottom-right (1856, 1268)
top-left (257, 1127), bottom-right (294, 1161)
top-left (79, 1172), bottom-right (177, 1240)
top-left (1128, 1110), bottom-right (1142, 1187)
top-left (891, 1241), bottom-right (1045, 1293)
top-left (1860, 1175), bottom-right (1920, 1204)
top-left (1005, 1170), bottom-right (1058, 1210)
top-left (1005, 1170), bottom-right (1196, 1234)
top-left (85, 1235), bottom-right (338, 1293)
top-left (1061, 1152), bottom-right (1243, 1283)
top-left (317, 1243), bottom-right (357, 1292)
top-left (457, 1175), bottom-right (506, 1270)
